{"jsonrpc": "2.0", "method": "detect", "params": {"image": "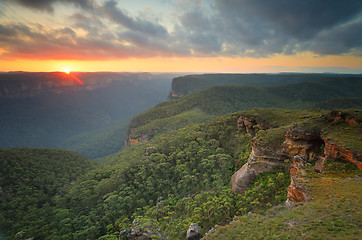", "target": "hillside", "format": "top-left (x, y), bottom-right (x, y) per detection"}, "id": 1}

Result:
top-left (127, 76), bottom-right (362, 145)
top-left (0, 72), bottom-right (174, 158)
top-left (1, 108), bottom-right (360, 240)
top-left (0, 148), bottom-right (95, 239)
top-left (169, 73), bottom-right (362, 99)
top-left (205, 162), bottom-right (361, 240)
top-left (1, 73), bottom-right (361, 239)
